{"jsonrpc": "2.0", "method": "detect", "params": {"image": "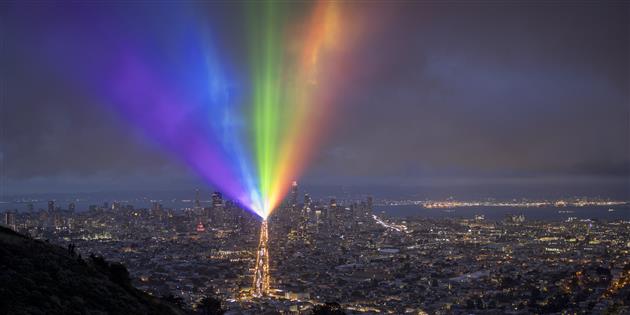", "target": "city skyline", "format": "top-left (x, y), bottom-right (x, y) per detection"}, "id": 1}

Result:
top-left (2, 183), bottom-right (629, 314)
